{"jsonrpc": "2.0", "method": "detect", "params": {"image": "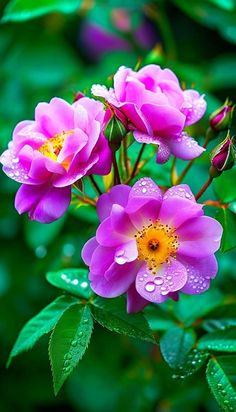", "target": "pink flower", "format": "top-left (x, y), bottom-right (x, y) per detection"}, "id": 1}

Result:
top-left (0, 97), bottom-right (112, 223)
top-left (92, 65), bottom-right (207, 163)
top-left (82, 178), bottom-right (222, 313)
